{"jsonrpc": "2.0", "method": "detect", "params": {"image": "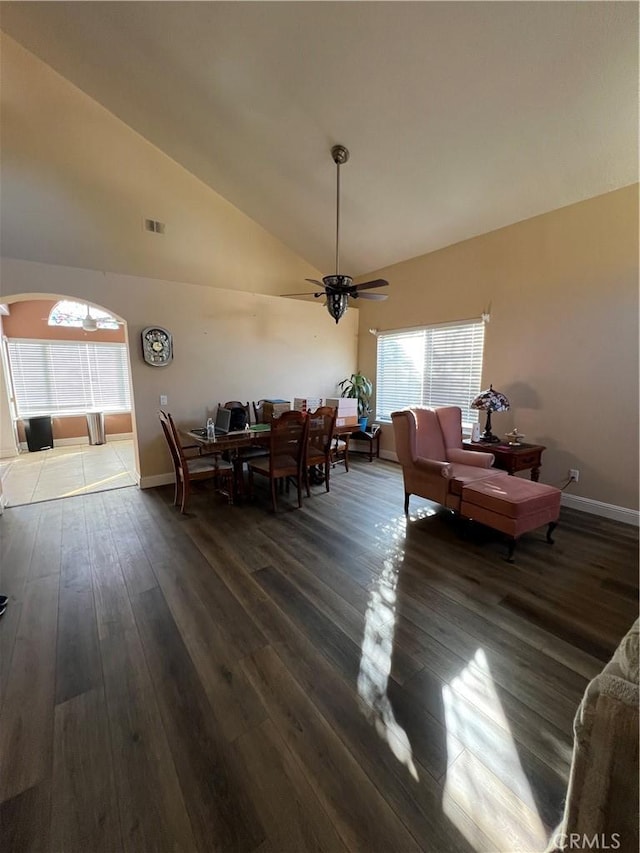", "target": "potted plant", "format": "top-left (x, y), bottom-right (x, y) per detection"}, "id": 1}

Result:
top-left (338, 372), bottom-right (373, 432)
